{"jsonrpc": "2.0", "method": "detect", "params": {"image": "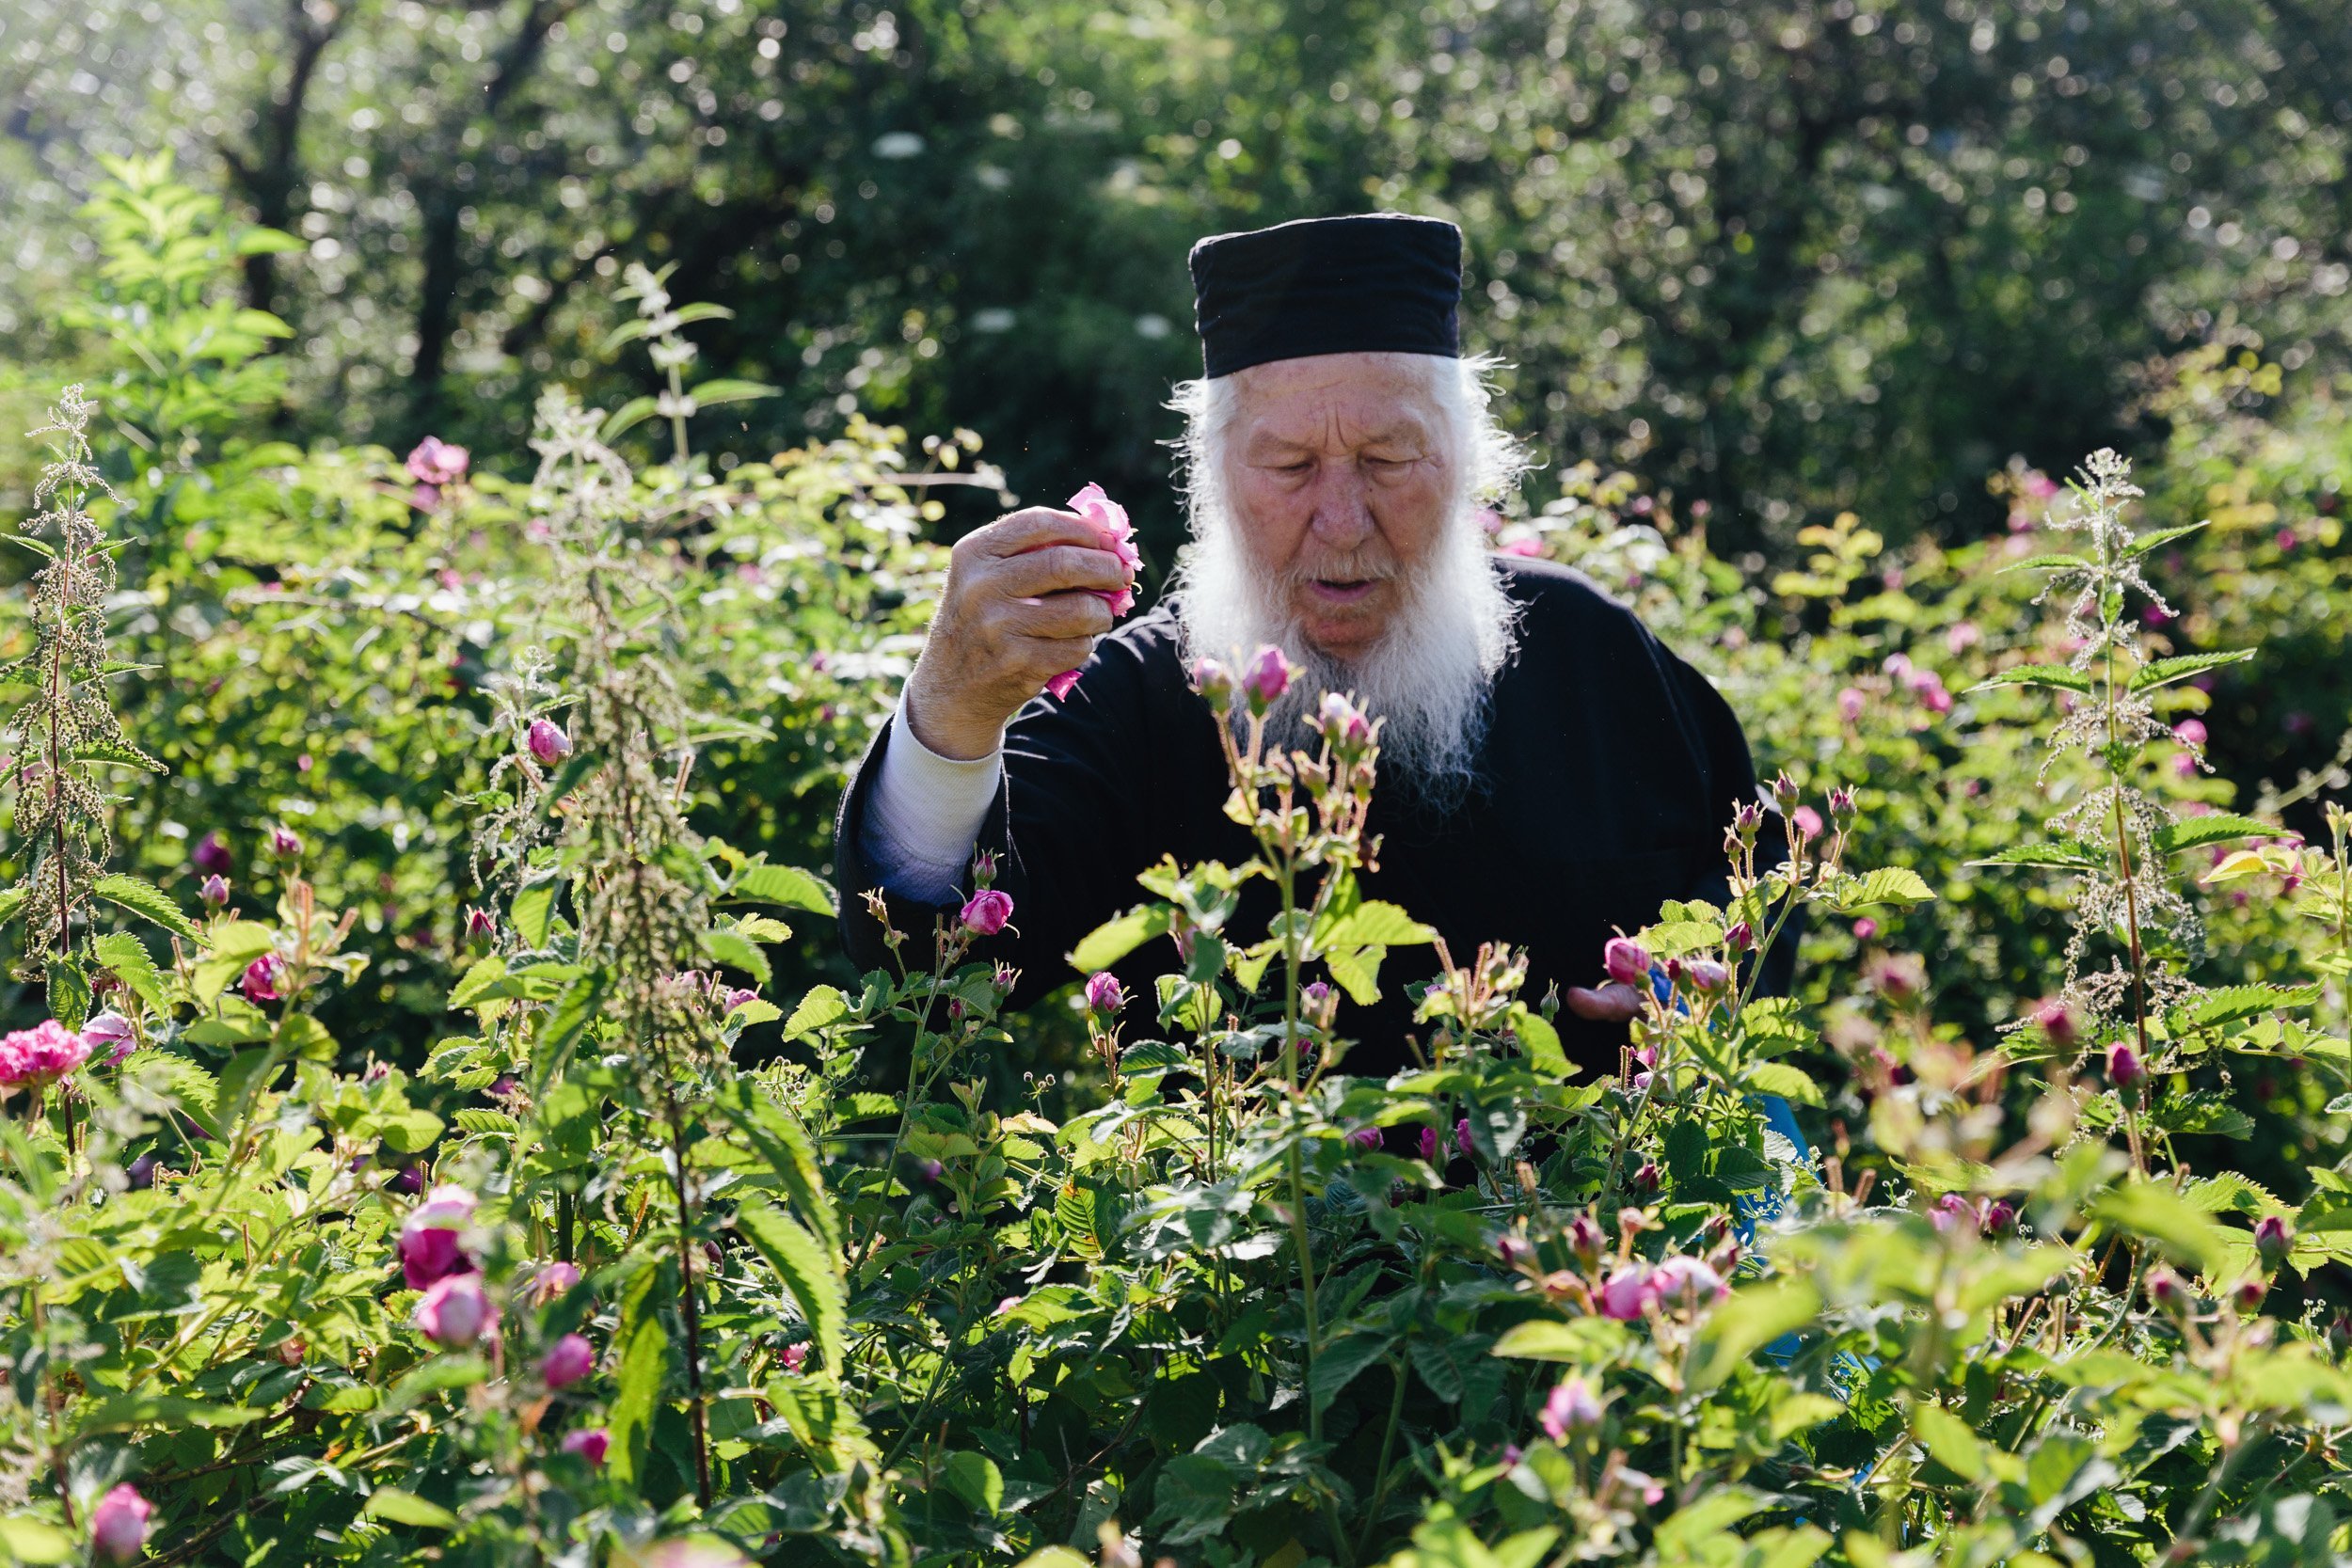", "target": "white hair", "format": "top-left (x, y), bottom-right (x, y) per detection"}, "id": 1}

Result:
top-left (1166, 352), bottom-right (1531, 810)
